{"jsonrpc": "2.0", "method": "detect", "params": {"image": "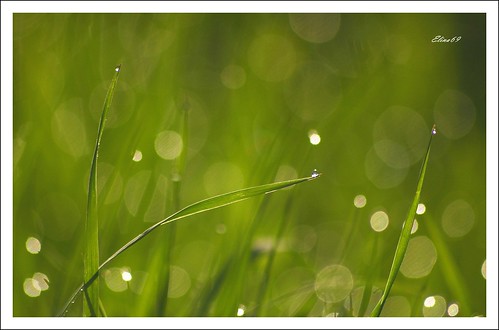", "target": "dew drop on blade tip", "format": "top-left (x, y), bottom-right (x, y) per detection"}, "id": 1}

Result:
top-left (431, 124), bottom-right (437, 135)
top-left (311, 169), bottom-right (320, 178)
top-left (115, 65), bottom-right (121, 72)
